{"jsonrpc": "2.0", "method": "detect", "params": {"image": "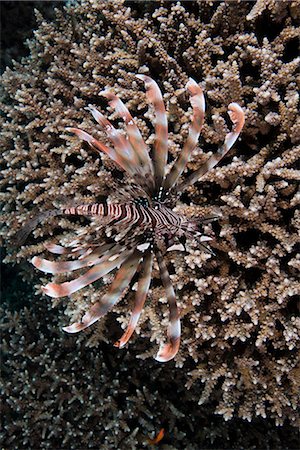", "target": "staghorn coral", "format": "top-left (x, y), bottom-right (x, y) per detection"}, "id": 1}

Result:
top-left (1, 287), bottom-right (299, 449)
top-left (1, 0), bottom-right (299, 438)
top-left (246, 0), bottom-right (300, 22)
